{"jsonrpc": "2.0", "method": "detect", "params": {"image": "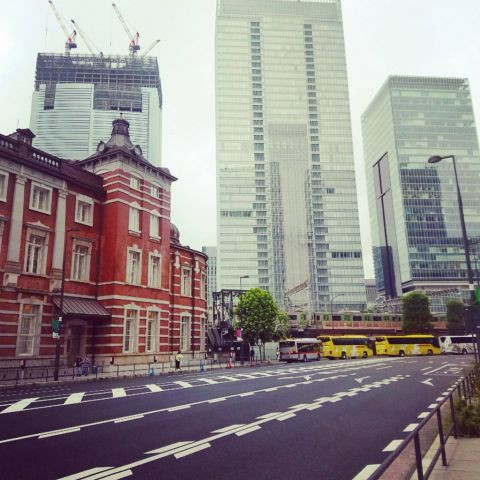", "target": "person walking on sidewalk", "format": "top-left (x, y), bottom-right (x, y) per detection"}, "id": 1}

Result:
top-left (175, 351), bottom-right (183, 372)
